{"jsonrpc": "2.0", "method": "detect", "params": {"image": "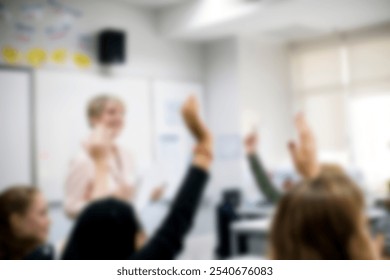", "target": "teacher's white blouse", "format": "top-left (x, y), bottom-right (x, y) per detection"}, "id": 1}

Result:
top-left (64, 145), bottom-right (137, 218)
